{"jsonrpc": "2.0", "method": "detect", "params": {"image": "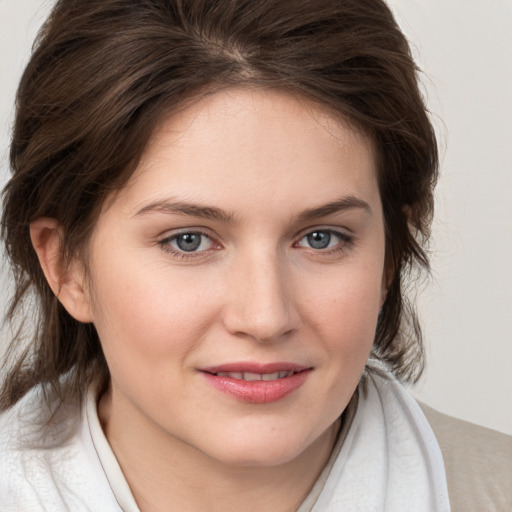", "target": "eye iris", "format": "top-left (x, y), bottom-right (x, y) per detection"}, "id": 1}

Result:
top-left (176, 233), bottom-right (202, 252)
top-left (307, 231), bottom-right (331, 249)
